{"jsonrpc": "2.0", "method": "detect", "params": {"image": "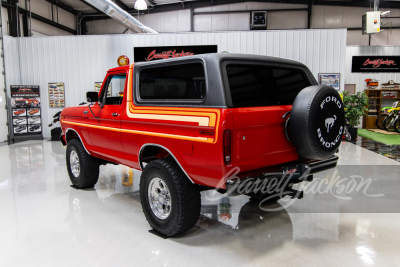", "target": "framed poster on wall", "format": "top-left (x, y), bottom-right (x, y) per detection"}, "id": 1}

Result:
top-left (10, 85), bottom-right (42, 135)
top-left (318, 73), bottom-right (340, 91)
top-left (134, 45), bottom-right (218, 62)
top-left (48, 83), bottom-right (65, 108)
top-left (94, 82), bottom-right (111, 96)
top-left (94, 82), bottom-right (102, 92)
